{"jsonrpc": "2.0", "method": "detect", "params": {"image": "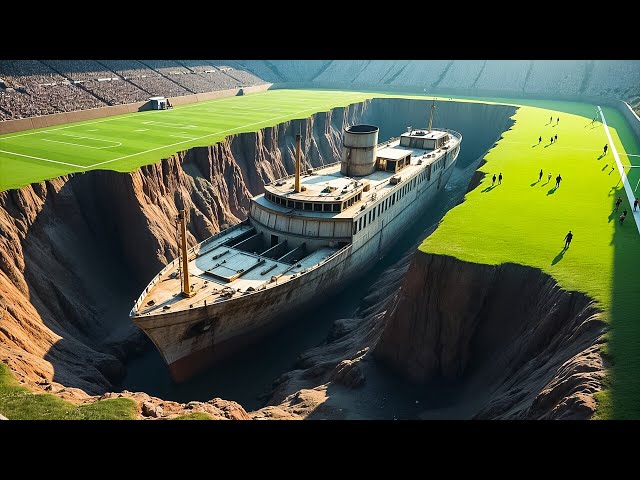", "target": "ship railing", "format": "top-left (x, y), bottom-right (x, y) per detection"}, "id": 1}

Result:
top-left (130, 220), bottom-right (249, 316)
top-left (163, 242), bottom-right (354, 311)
